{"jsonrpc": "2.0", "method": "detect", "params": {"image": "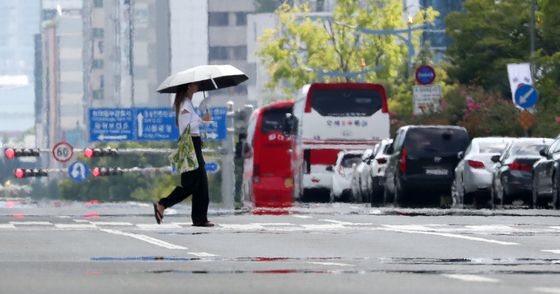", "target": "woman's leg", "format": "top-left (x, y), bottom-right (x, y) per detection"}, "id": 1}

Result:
top-left (158, 170), bottom-right (196, 208)
top-left (191, 167), bottom-right (210, 224)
